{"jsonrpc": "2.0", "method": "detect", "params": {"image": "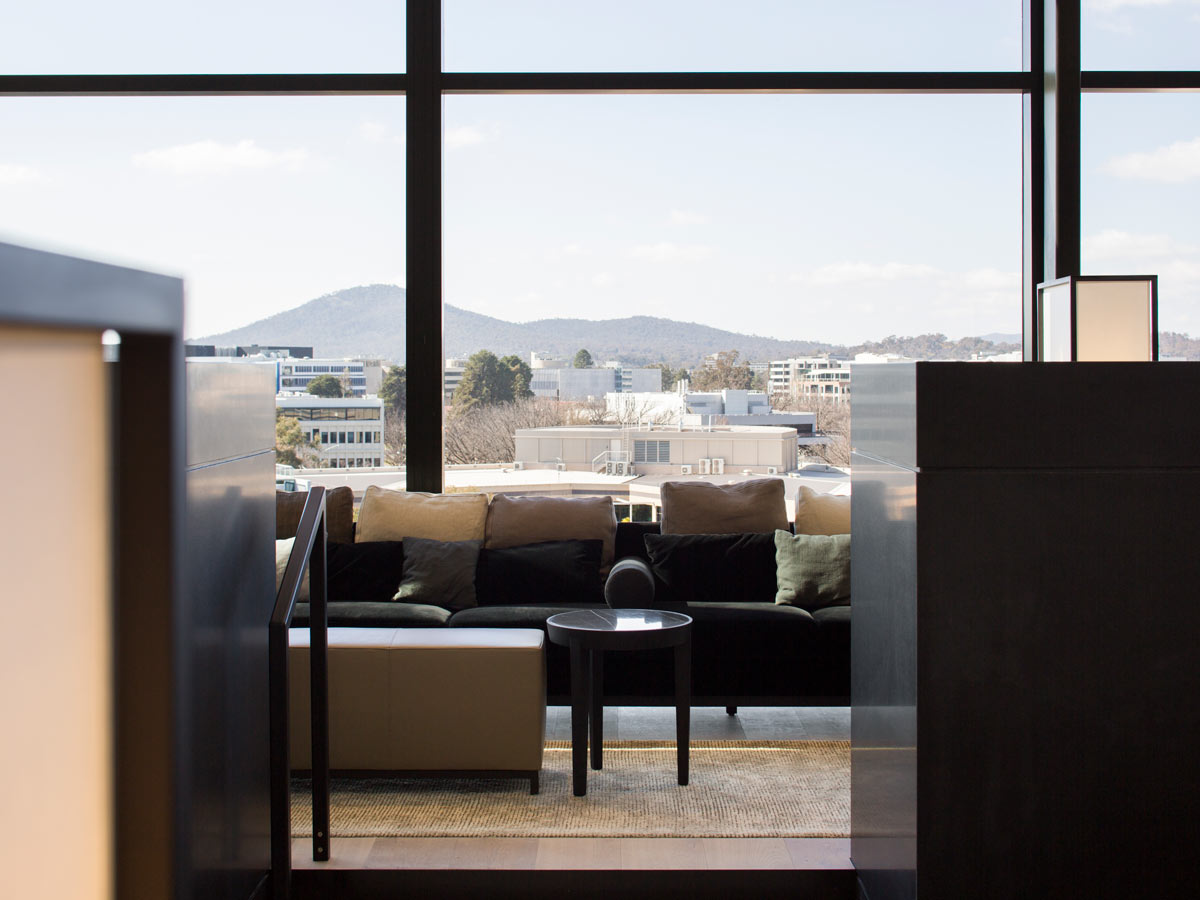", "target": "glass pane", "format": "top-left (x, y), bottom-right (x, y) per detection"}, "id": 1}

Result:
top-left (1082, 93), bottom-right (1200, 352)
top-left (445, 0), bottom-right (1021, 72)
top-left (1, 0), bottom-right (405, 74)
top-left (443, 94), bottom-right (1021, 482)
top-left (0, 95), bottom-right (406, 470)
top-left (1083, 2), bottom-right (1200, 70)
